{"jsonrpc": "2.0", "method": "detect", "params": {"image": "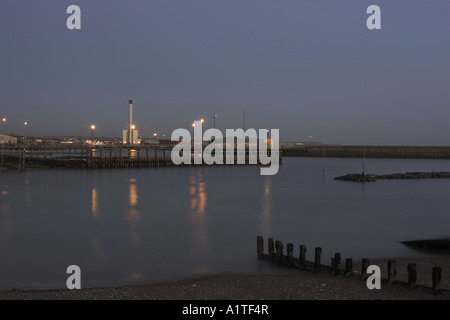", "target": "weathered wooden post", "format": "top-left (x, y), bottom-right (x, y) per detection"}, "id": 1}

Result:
top-left (388, 260), bottom-right (397, 285)
top-left (268, 238), bottom-right (275, 262)
top-left (314, 247), bottom-right (322, 273)
top-left (286, 243), bottom-right (294, 267)
top-left (299, 245), bottom-right (307, 271)
top-left (20, 149), bottom-right (26, 171)
top-left (275, 240), bottom-right (283, 265)
top-left (432, 267), bottom-right (441, 295)
top-left (87, 148), bottom-right (92, 169)
top-left (361, 258), bottom-right (370, 280)
top-left (257, 236), bottom-right (264, 259)
top-left (407, 263), bottom-right (417, 289)
top-left (331, 253), bottom-right (341, 276)
top-left (344, 258), bottom-right (353, 278)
